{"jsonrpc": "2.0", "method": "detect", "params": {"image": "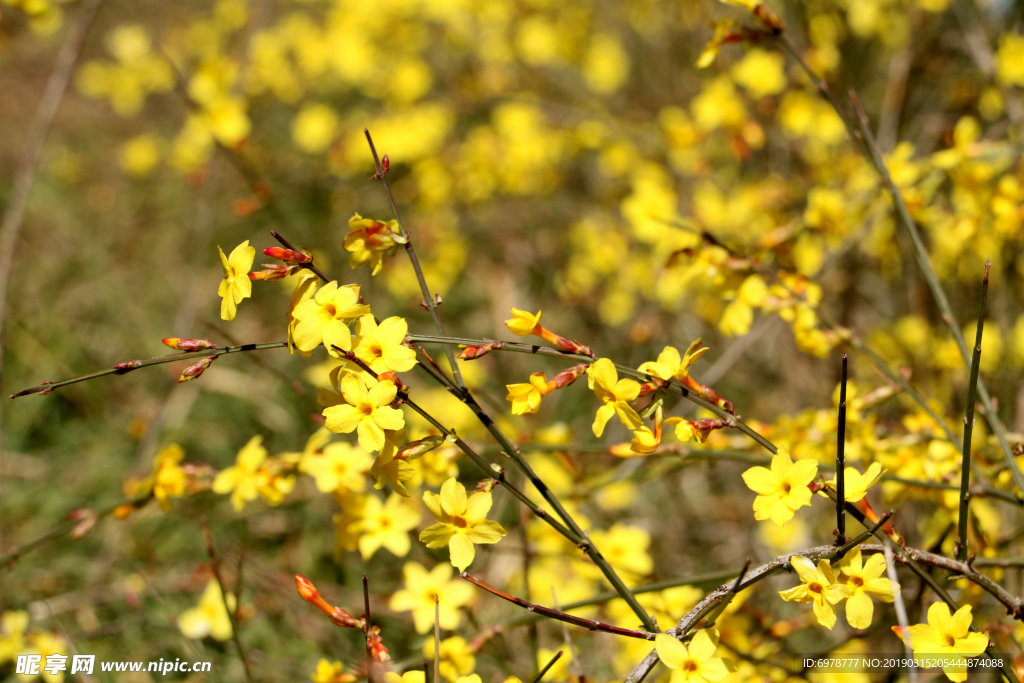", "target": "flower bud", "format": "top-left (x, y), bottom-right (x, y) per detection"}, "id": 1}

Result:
top-left (366, 626), bottom-right (390, 662)
top-left (248, 264), bottom-right (292, 281)
top-left (178, 356), bottom-right (216, 383)
top-left (552, 336), bottom-right (595, 358)
top-left (163, 338), bottom-right (217, 352)
top-left (68, 508), bottom-right (98, 539)
top-left (381, 154), bottom-right (390, 175)
top-left (458, 341), bottom-right (502, 360)
top-left (396, 435), bottom-right (447, 461)
top-left (263, 247), bottom-right (312, 264)
top-left (548, 364), bottom-right (588, 390)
